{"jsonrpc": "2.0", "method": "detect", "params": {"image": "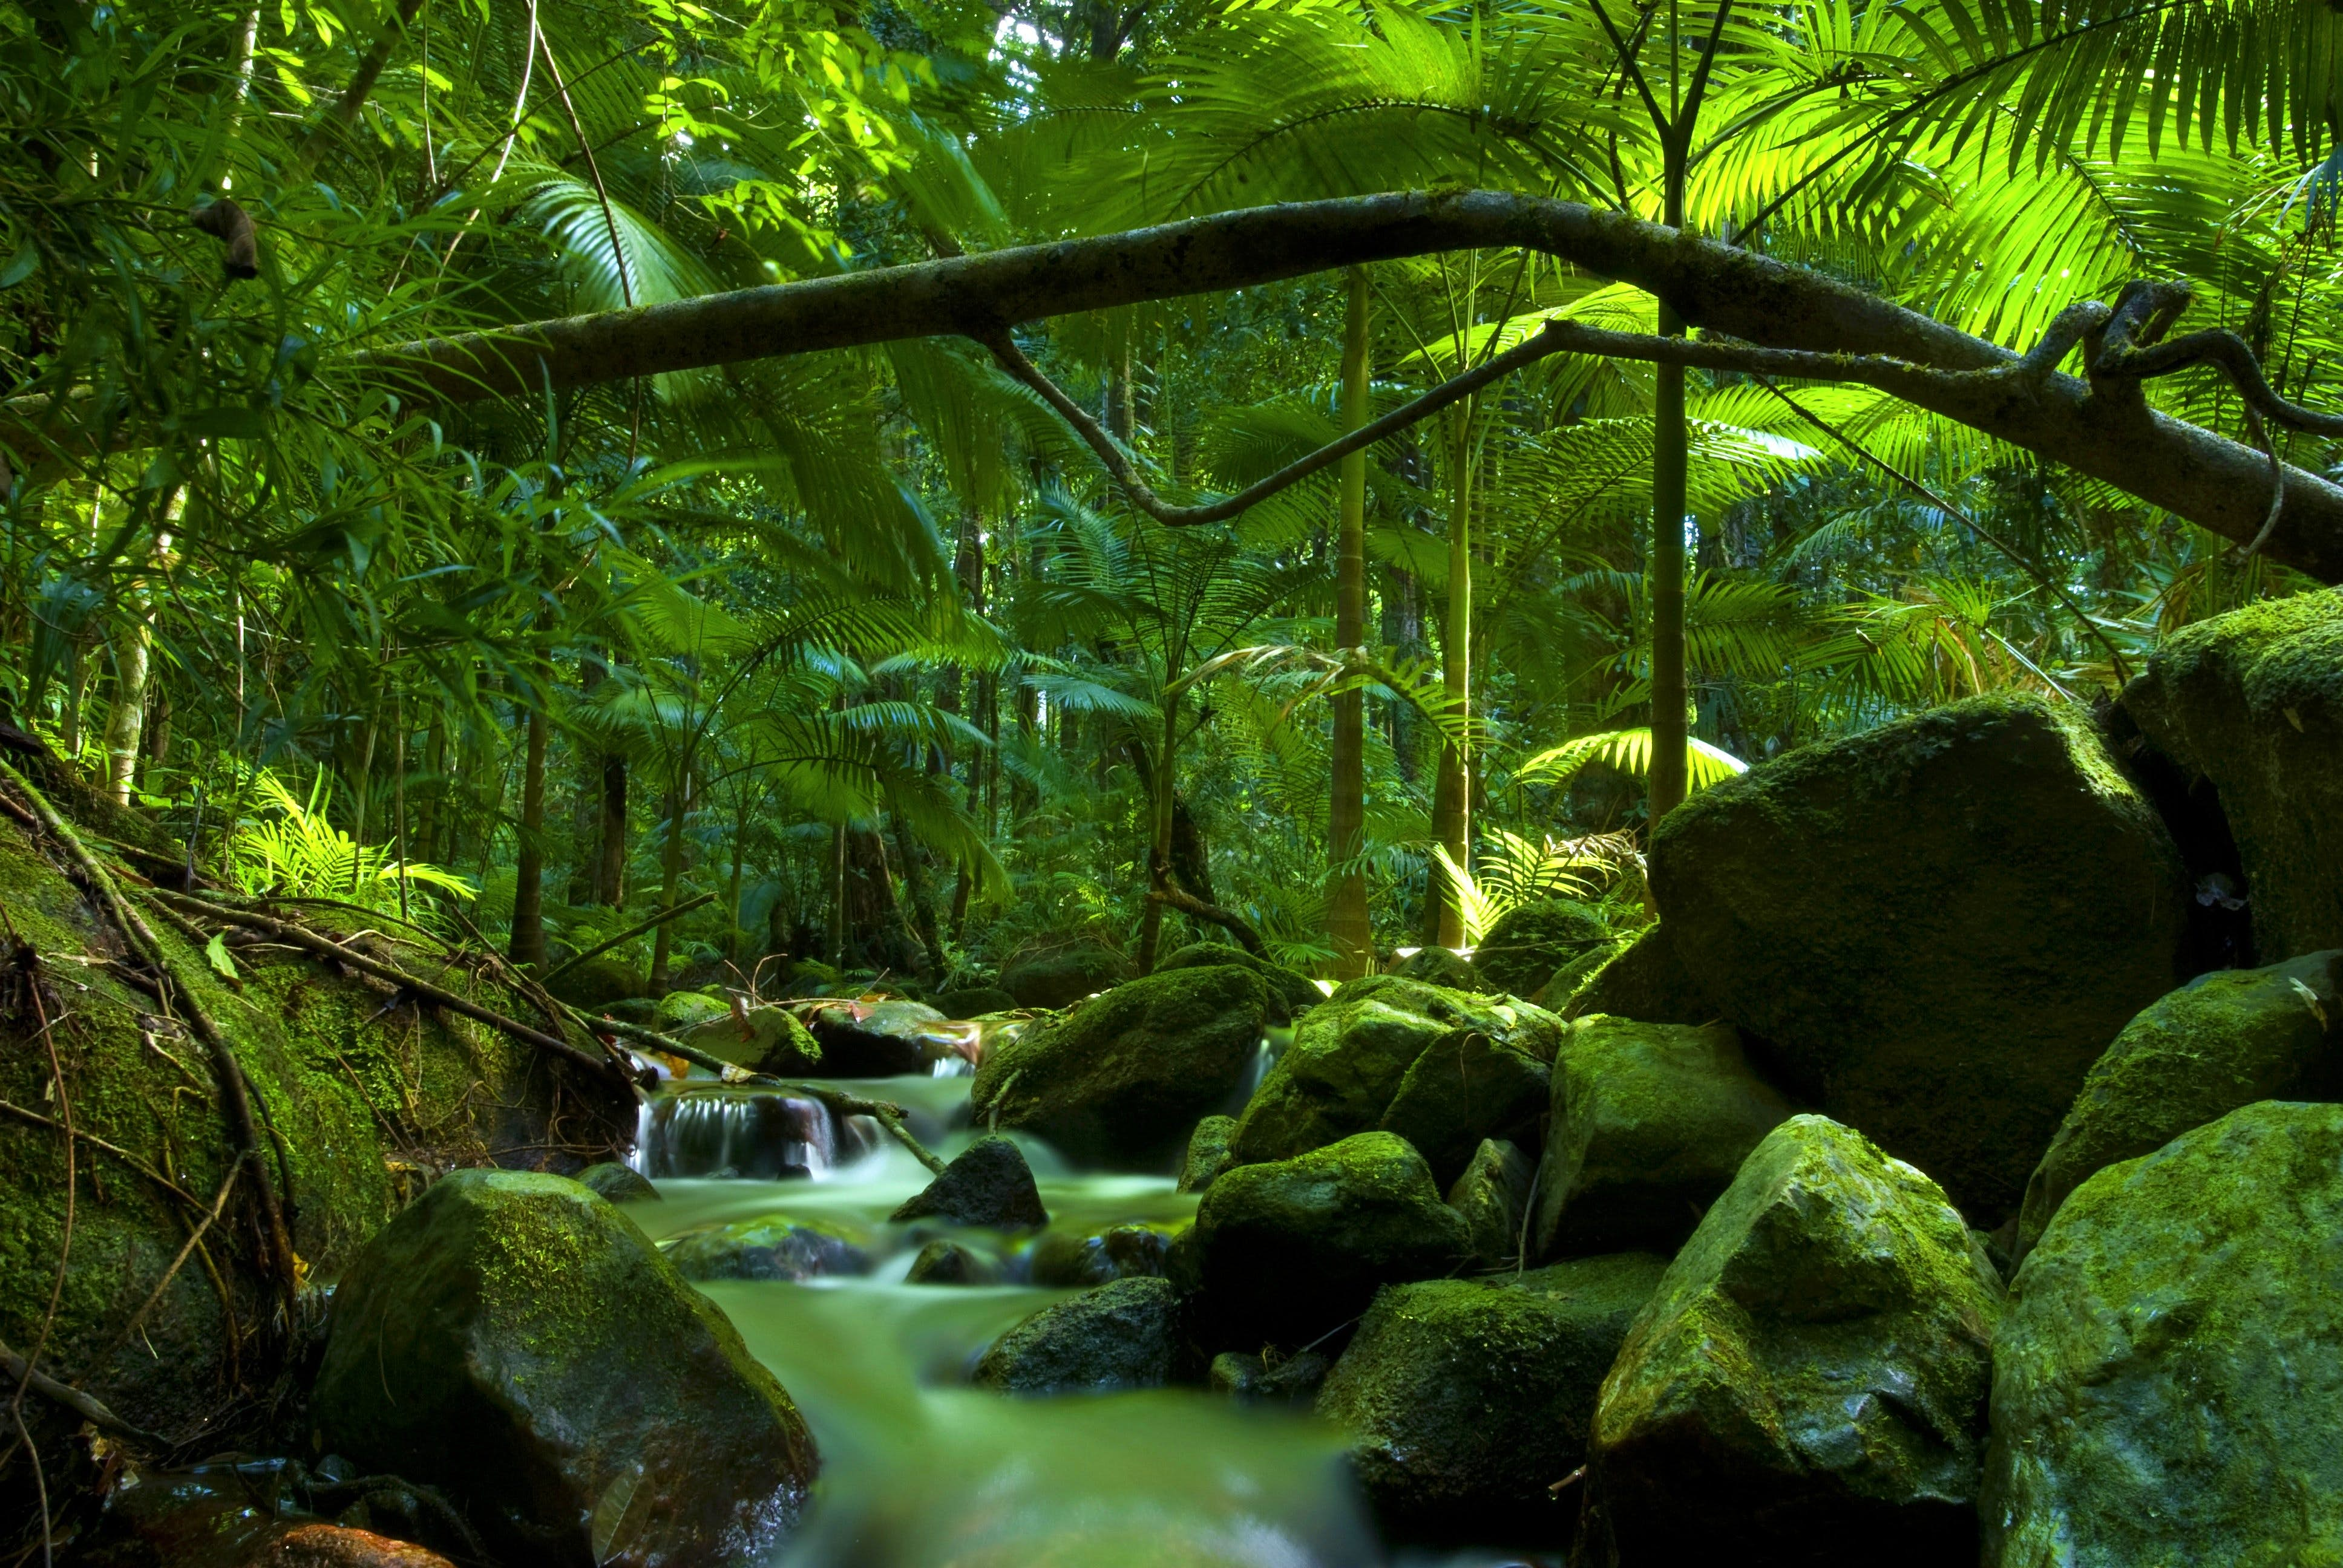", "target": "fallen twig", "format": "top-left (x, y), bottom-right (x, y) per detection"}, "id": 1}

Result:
top-left (541, 892), bottom-right (716, 985)
top-left (1, 1337), bottom-right (166, 1448)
